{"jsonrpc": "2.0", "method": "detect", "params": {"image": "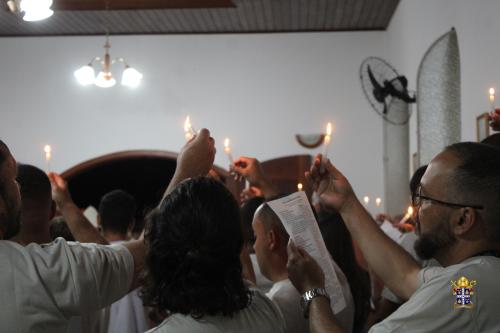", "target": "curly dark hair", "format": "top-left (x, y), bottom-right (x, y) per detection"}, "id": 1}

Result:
top-left (141, 176), bottom-right (251, 318)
